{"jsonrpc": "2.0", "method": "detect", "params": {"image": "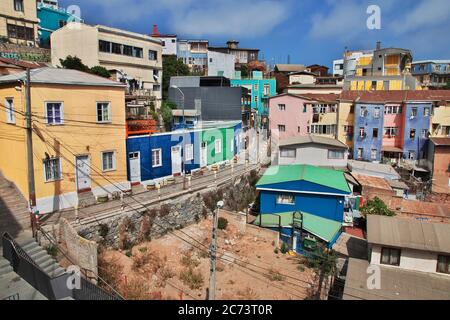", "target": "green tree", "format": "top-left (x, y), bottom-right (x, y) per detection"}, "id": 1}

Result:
top-left (160, 100), bottom-right (177, 131)
top-left (162, 55), bottom-right (190, 100)
top-left (90, 66), bottom-right (111, 78)
top-left (360, 197), bottom-right (396, 217)
top-left (59, 55), bottom-right (90, 72)
top-left (444, 80), bottom-right (450, 90)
